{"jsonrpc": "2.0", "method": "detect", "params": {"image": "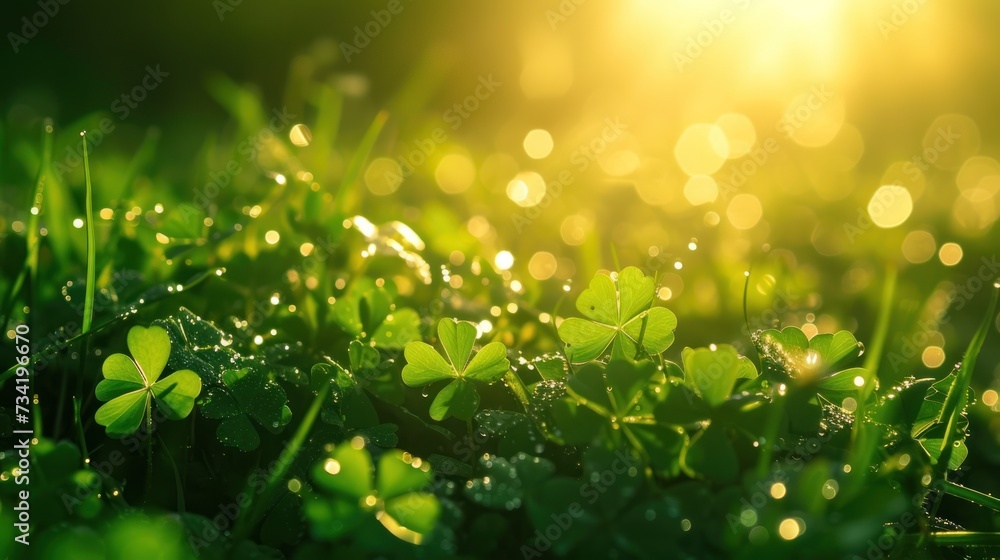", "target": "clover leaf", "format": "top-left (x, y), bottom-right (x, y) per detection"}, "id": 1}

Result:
top-left (557, 267), bottom-right (677, 364)
top-left (200, 368), bottom-right (292, 451)
top-left (551, 360), bottom-right (686, 475)
top-left (330, 277), bottom-right (422, 350)
top-left (402, 319), bottom-right (510, 421)
top-left (680, 345), bottom-right (758, 407)
top-left (95, 325), bottom-right (202, 437)
top-left (754, 327), bottom-right (872, 395)
top-left (305, 437), bottom-right (439, 545)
